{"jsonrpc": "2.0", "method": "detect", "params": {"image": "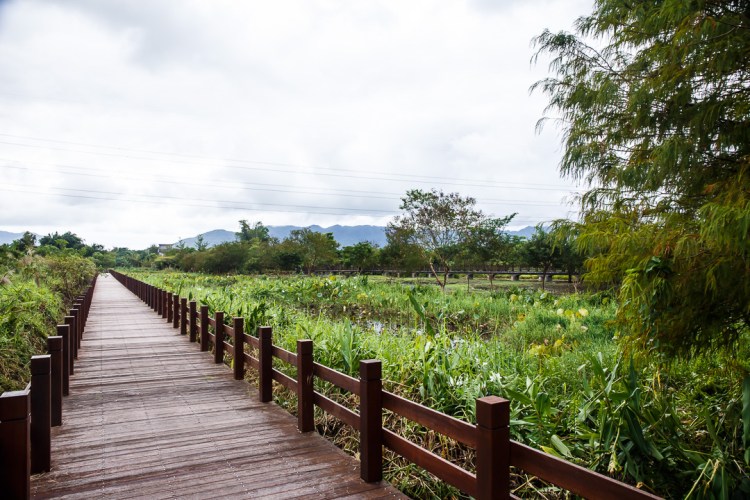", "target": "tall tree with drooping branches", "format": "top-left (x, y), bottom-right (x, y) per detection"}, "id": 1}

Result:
top-left (534, 0), bottom-right (750, 359)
